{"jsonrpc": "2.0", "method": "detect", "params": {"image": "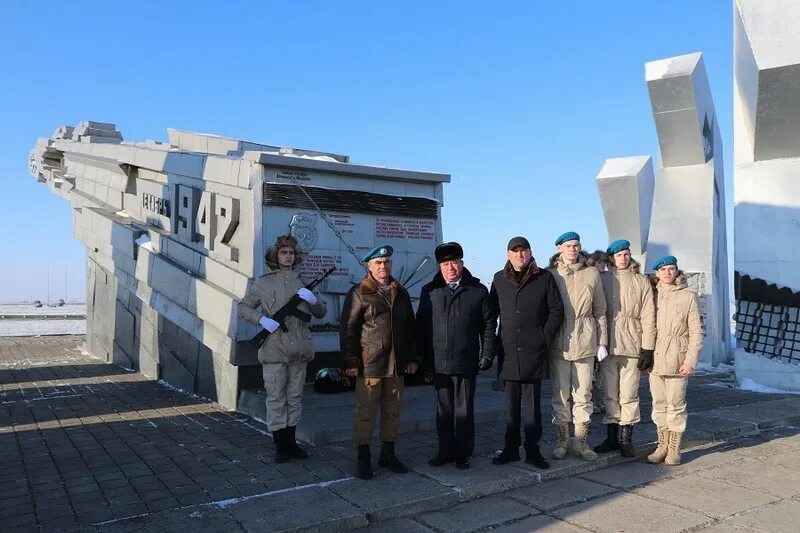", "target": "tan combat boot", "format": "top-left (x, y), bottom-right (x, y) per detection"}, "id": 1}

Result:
top-left (573, 423), bottom-right (598, 461)
top-left (664, 431), bottom-right (683, 466)
top-left (552, 424), bottom-right (569, 459)
top-left (647, 427), bottom-right (669, 464)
